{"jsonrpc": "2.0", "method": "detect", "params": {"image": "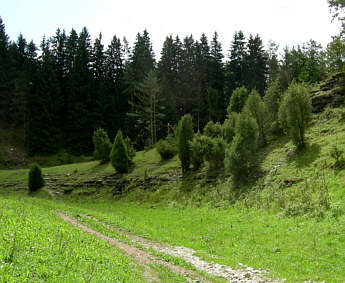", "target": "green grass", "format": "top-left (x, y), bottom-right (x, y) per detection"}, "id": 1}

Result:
top-left (0, 196), bottom-right (144, 282)
top-left (47, 199), bottom-right (345, 283)
top-left (2, 110), bottom-right (345, 282)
